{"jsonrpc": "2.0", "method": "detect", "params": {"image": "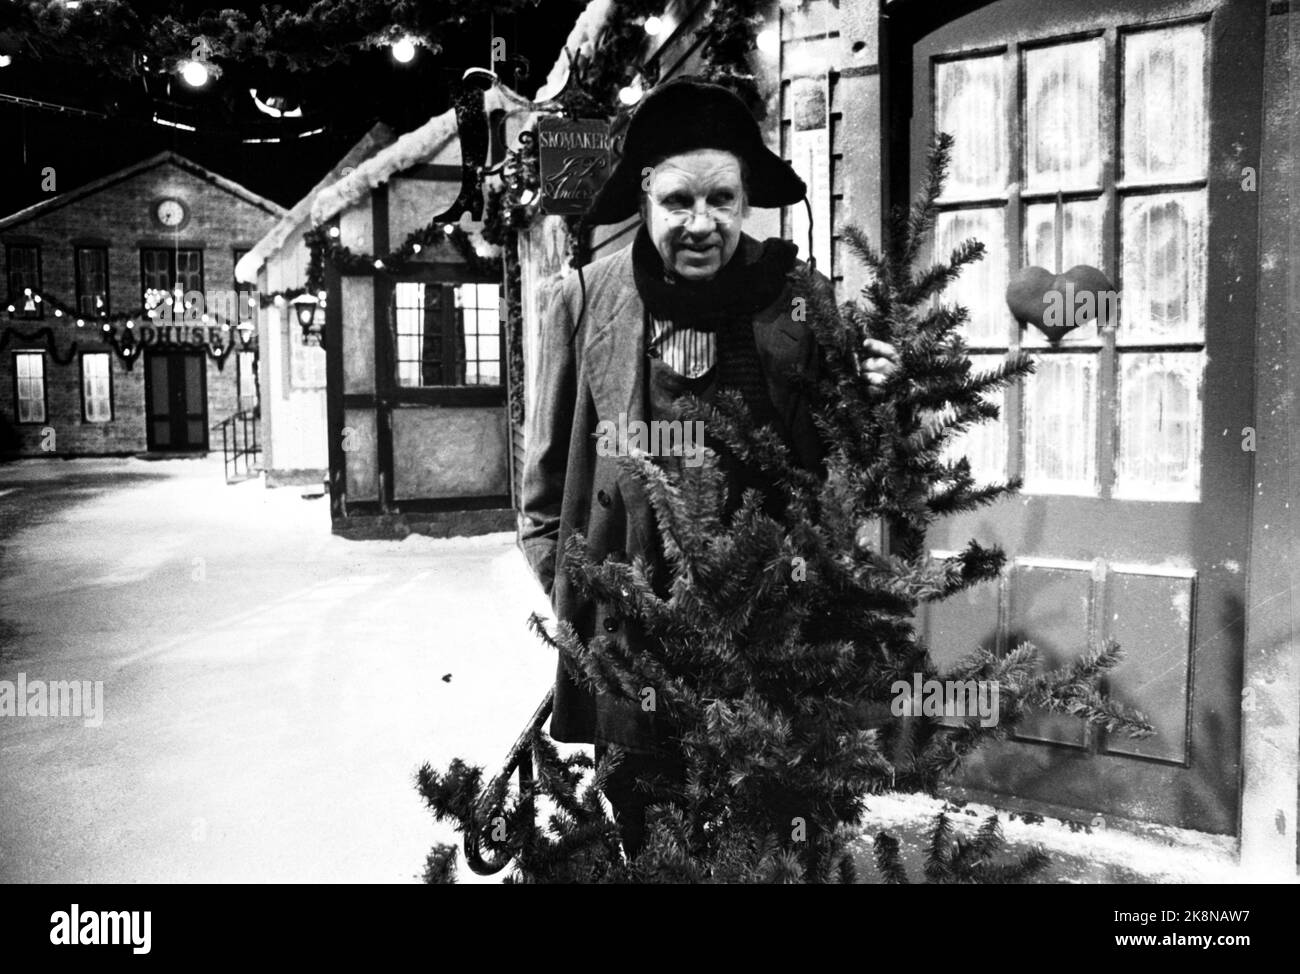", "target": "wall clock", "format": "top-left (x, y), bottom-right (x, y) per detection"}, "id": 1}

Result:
top-left (154, 198), bottom-right (188, 229)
